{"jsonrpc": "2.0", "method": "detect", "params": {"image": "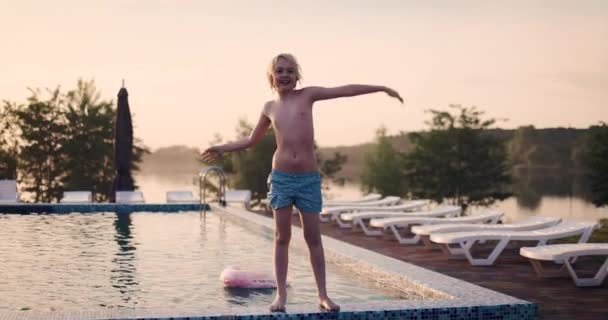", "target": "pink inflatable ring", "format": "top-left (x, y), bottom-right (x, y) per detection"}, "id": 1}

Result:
top-left (220, 265), bottom-right (277, 289)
